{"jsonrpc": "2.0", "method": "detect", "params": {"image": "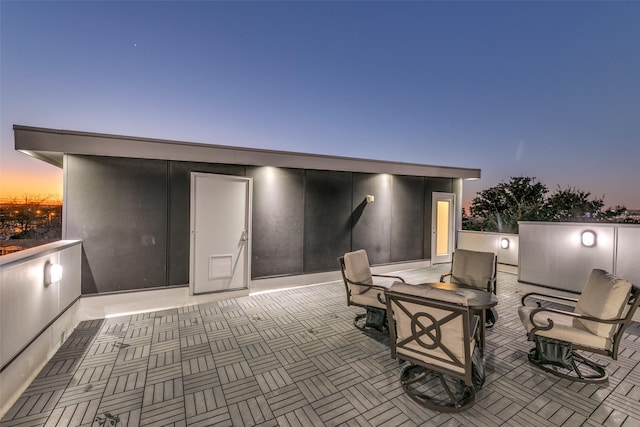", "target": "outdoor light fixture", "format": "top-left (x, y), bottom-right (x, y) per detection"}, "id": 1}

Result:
top-left (500, 238), bottom-right (510, 249)
top-left (581, 230), bottom-right (597, 247)
top-left (44, 261), bottom-right (63, 285)
top-left (365, 195), bottom-right (375, 204)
